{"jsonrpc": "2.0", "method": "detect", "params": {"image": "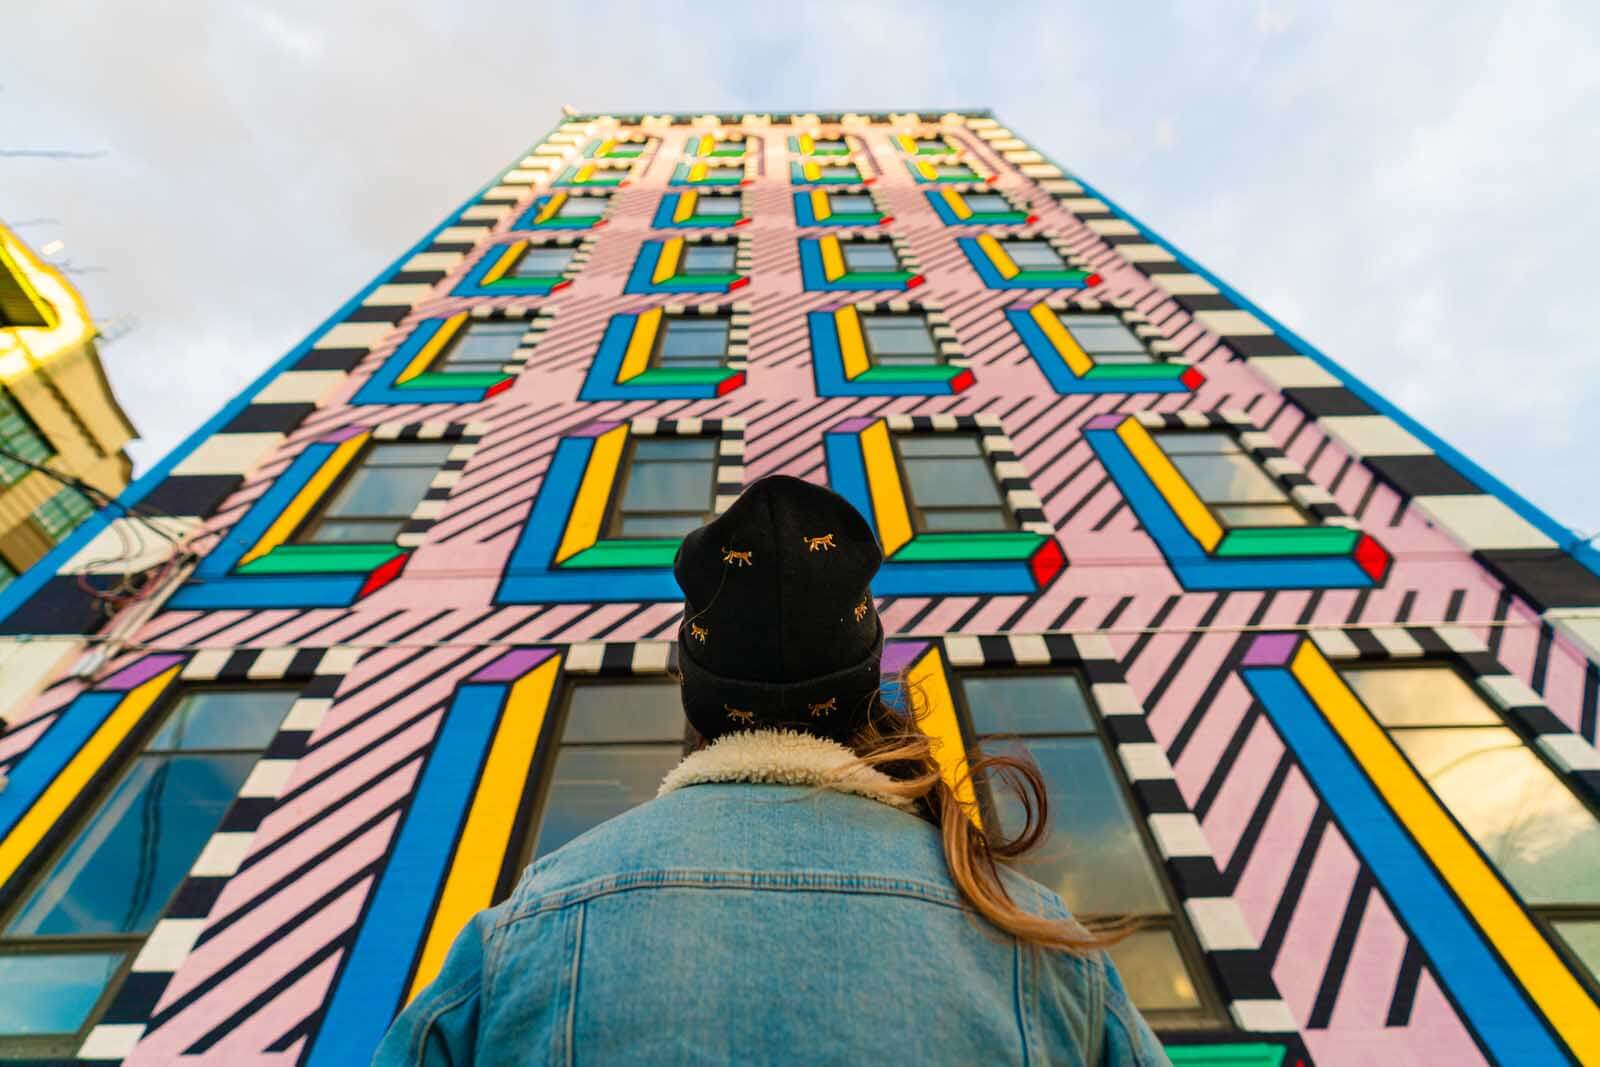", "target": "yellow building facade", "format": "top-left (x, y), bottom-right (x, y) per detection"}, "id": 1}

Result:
top-left (0, 223), bottom-right (136, 590)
